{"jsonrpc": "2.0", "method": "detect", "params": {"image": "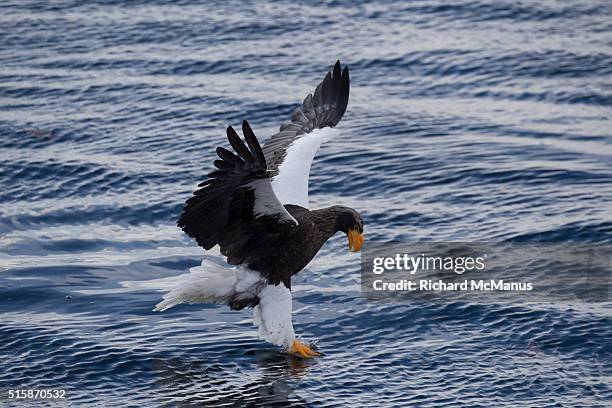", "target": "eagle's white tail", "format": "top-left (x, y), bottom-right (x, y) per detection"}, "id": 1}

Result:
top-left (153, 261), bottom-right (265, 311)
